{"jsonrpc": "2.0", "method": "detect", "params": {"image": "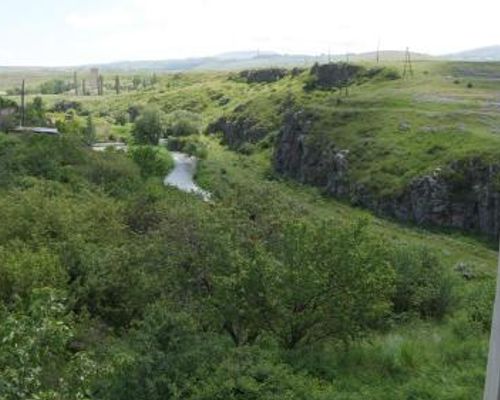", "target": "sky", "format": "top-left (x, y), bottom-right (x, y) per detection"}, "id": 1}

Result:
top-left (1, 0), bottom-right (500, 66)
